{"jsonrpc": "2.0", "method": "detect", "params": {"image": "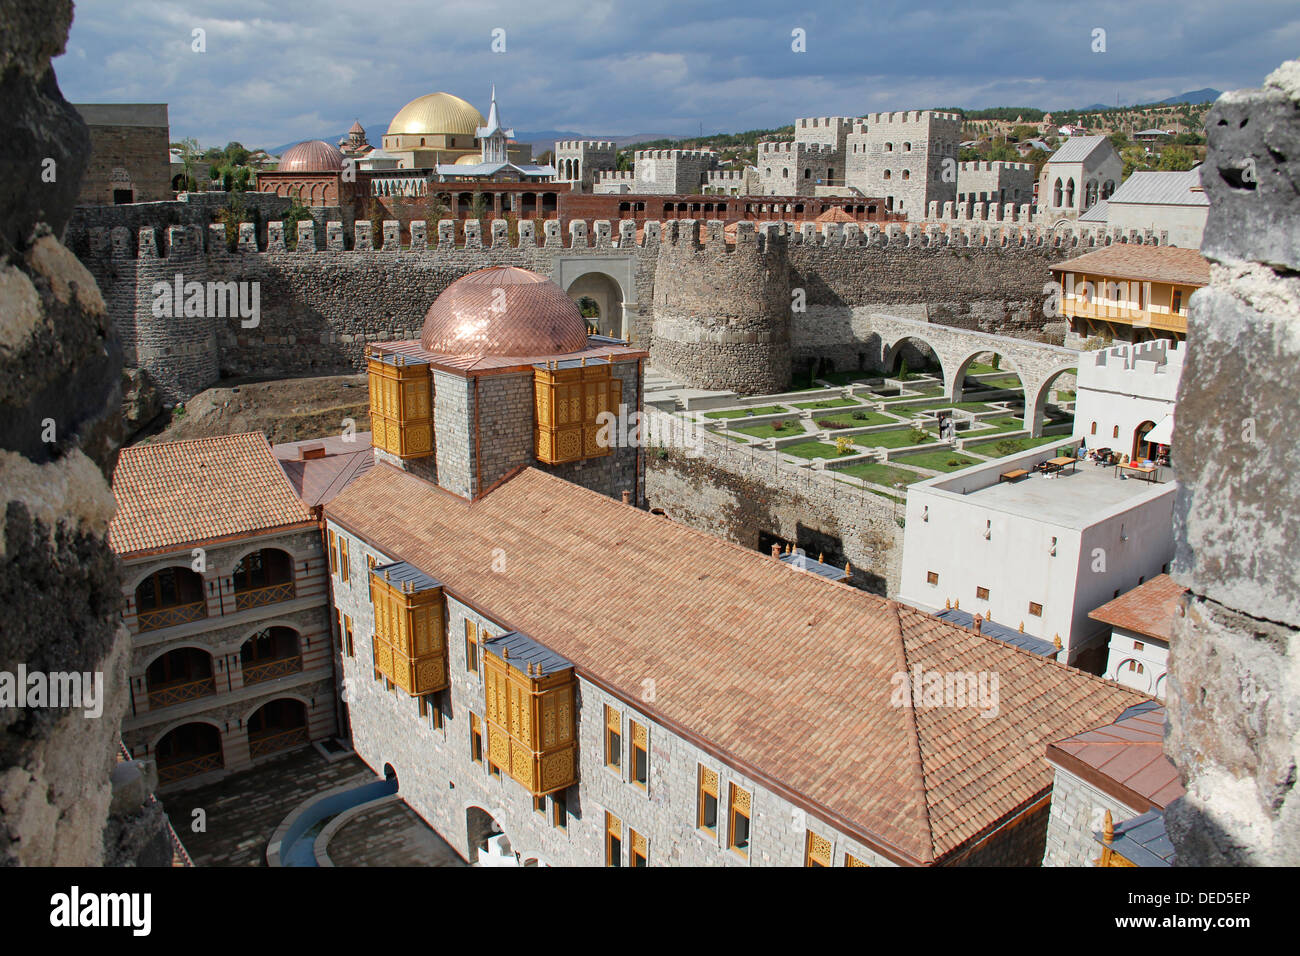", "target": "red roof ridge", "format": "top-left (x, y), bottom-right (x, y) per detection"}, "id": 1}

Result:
top-left (889, 599), bottom-right (937, 865)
